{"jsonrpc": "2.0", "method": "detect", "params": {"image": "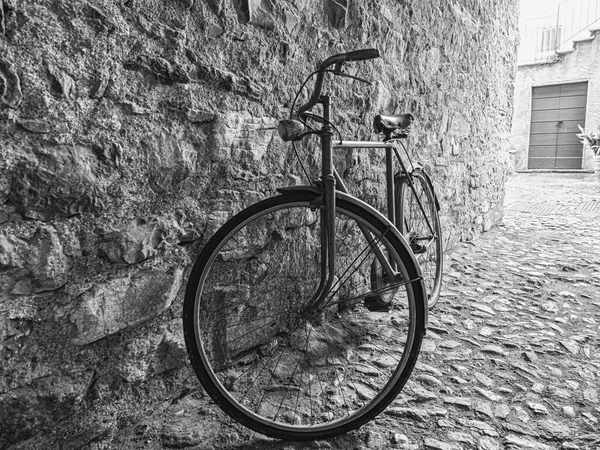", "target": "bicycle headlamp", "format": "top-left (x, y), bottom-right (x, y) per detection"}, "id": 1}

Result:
top-left (278, 119), bottom-right (306, 142)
